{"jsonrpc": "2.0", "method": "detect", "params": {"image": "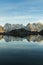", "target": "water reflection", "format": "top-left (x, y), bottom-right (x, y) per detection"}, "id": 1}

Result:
top-left (0, 35), bottom-right (3, 40)
top-left (4, 36), bottom-right (24, 42)
top-left (0, 35), bottom-right (43, 42)
top-left (27, 35), bottom-right (43, 42)
top-left (0, 35), bottom-right (43, 65)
